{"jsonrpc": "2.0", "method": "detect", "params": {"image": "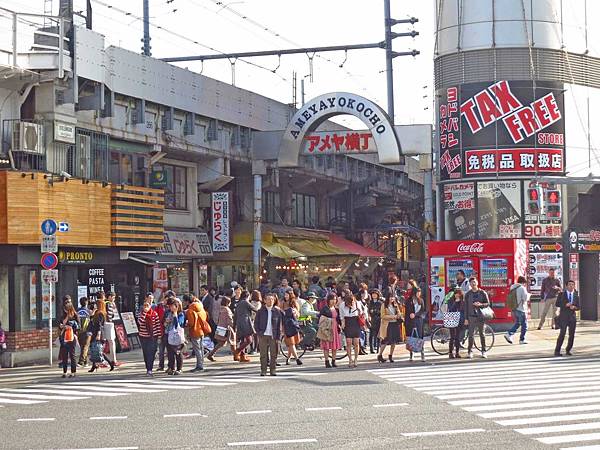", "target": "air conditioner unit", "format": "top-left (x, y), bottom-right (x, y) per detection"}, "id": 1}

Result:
top-left (12, 122), bottom-right (44, 154)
